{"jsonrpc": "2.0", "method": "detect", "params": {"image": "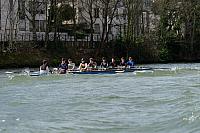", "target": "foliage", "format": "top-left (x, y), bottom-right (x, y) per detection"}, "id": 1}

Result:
top-left (153, 0), bottom-right (200, 60)
top-left (159, 46), bottom-right (170, 61)
top-left (58, 4), bottom-right (76, 22)
top-left (75, 31), bottom-right (86, 39)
